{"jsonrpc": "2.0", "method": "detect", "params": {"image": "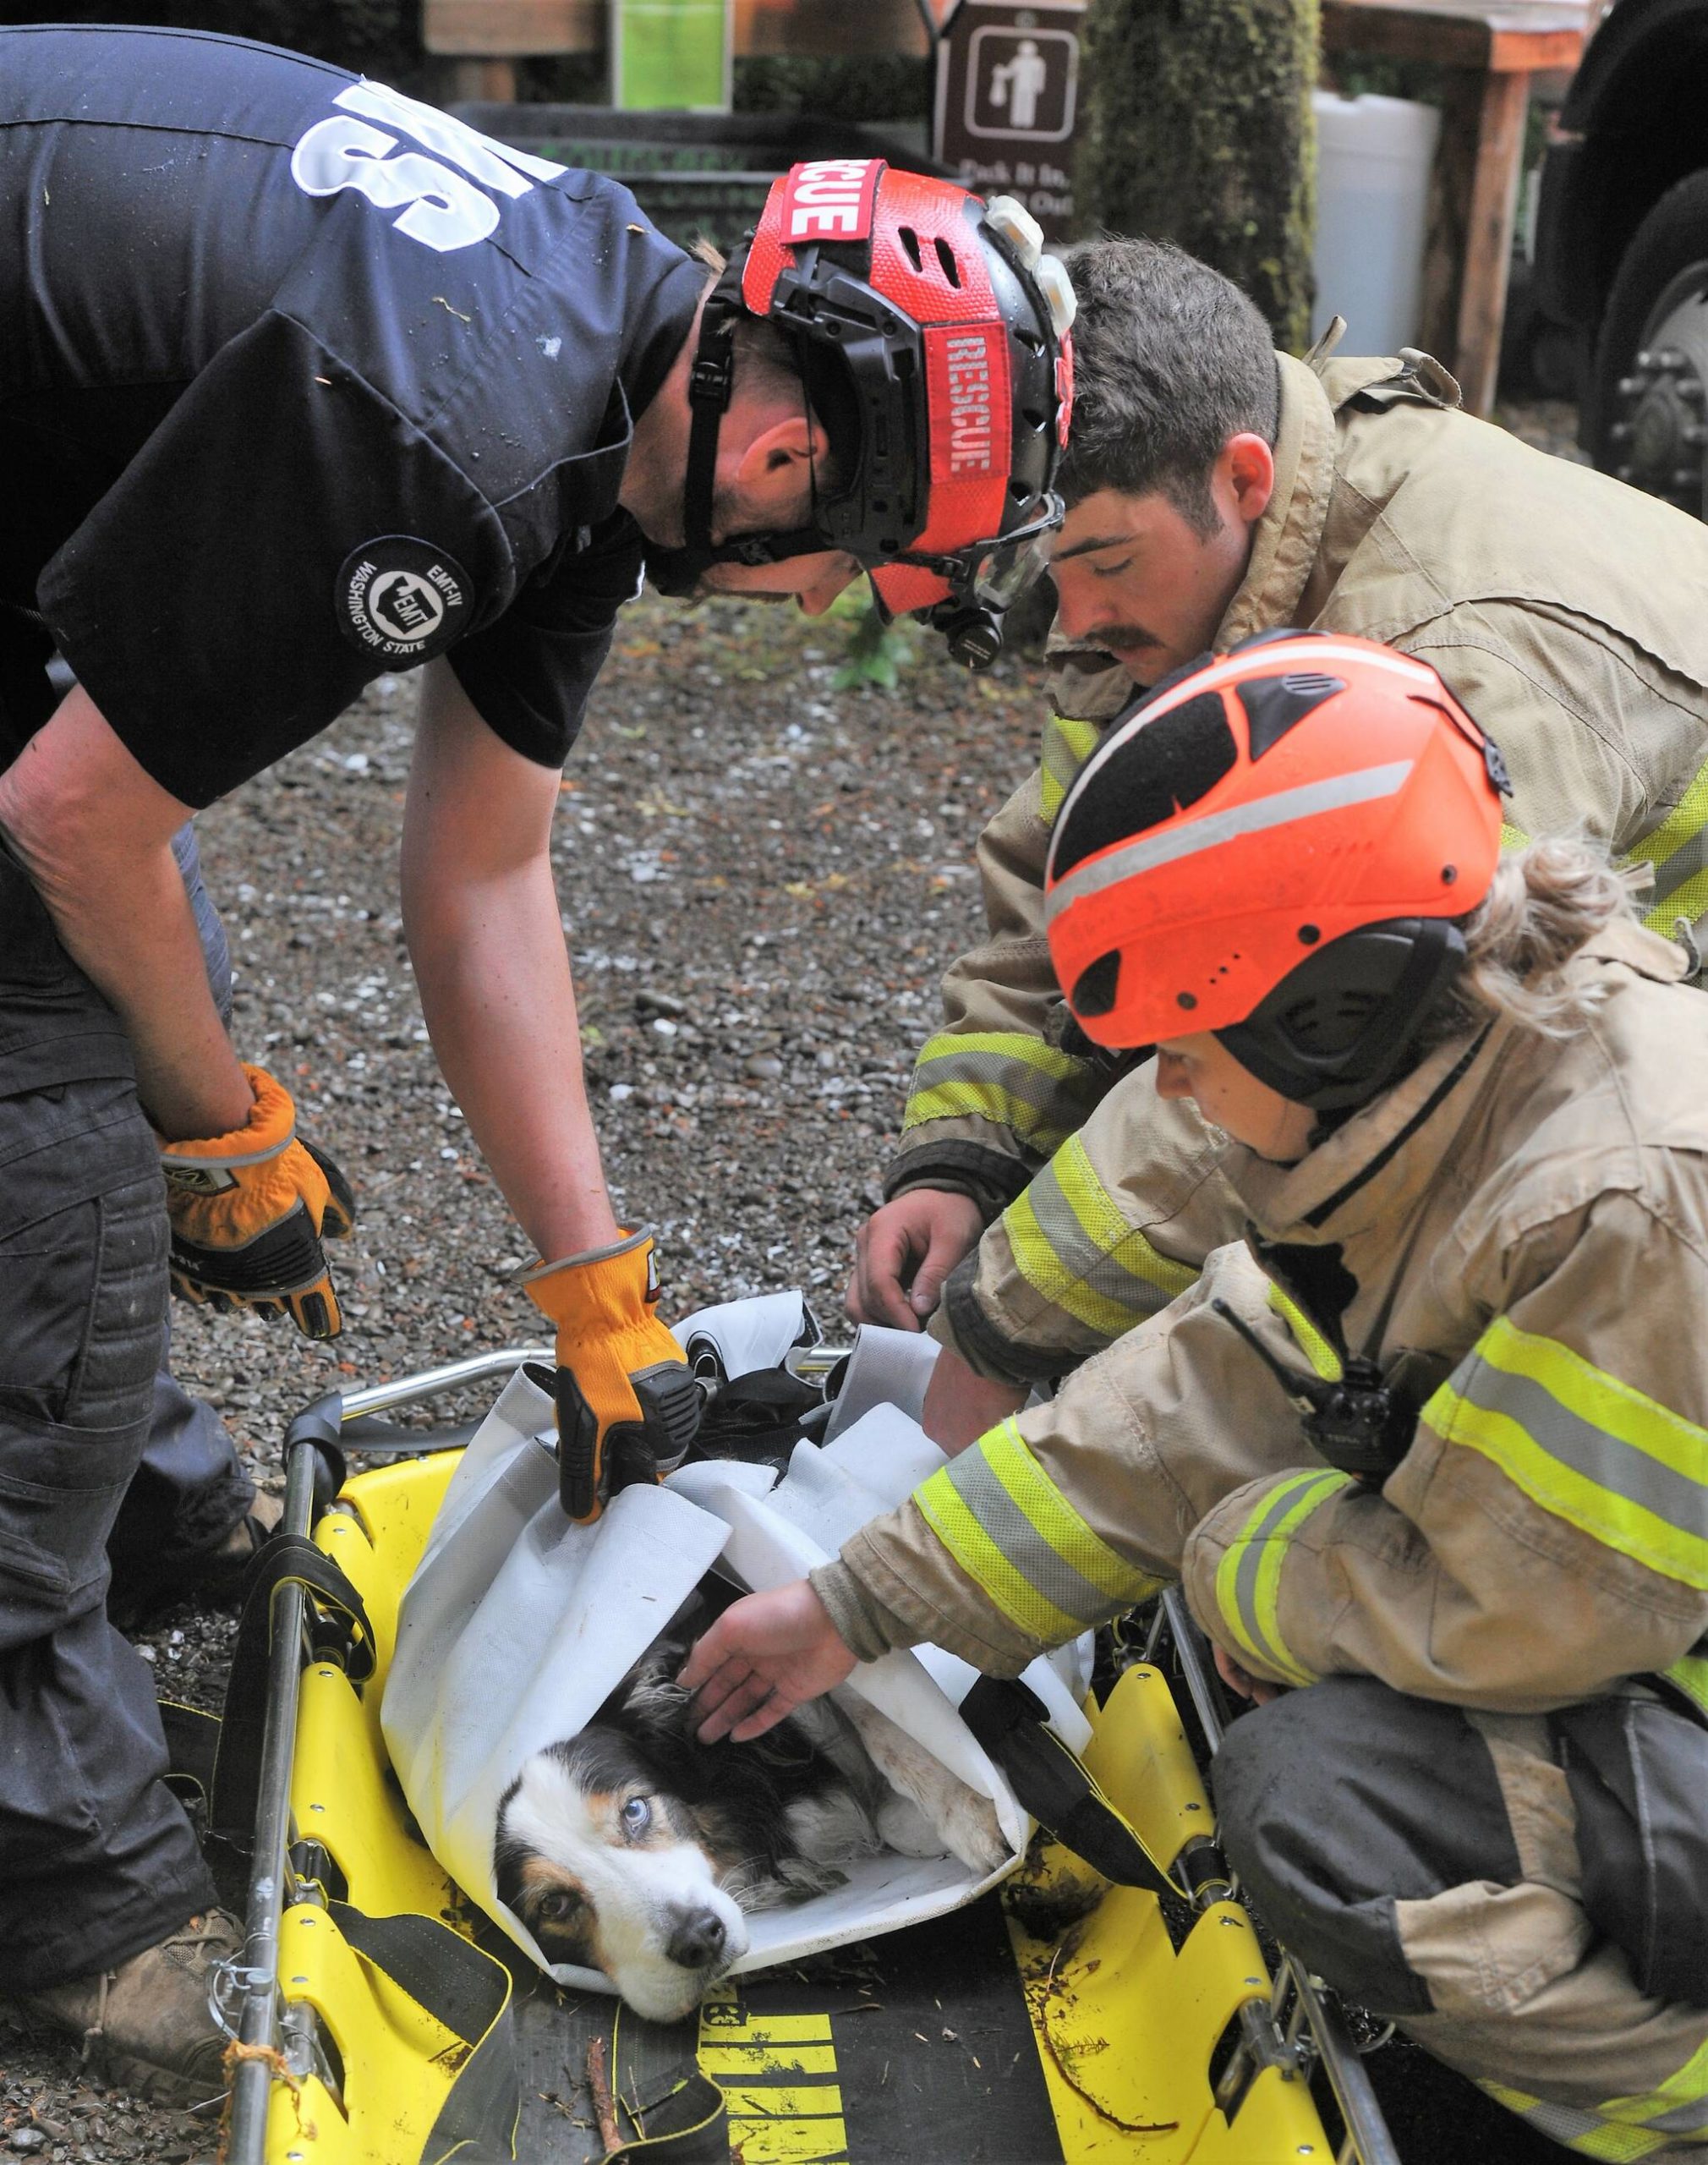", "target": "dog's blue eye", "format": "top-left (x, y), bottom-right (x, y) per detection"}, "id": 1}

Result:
top-left (621, 1796), bottom-right (652, 1835)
